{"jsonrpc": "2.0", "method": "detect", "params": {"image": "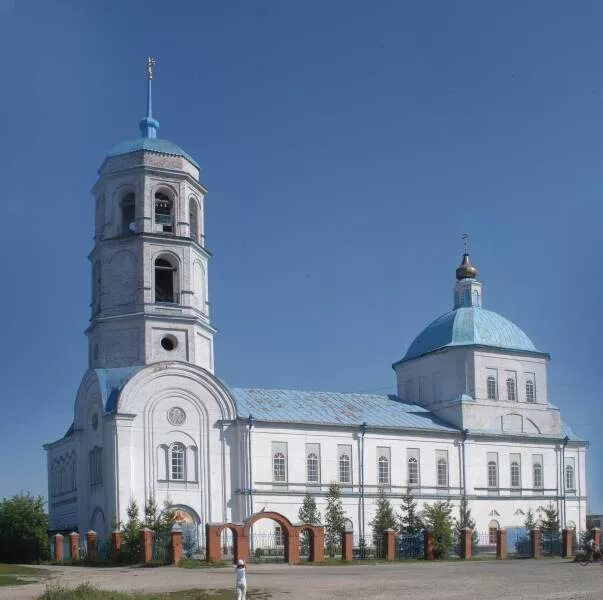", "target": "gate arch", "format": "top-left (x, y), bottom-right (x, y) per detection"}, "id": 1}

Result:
top-left (206, 511), bottom-right (324, 564)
